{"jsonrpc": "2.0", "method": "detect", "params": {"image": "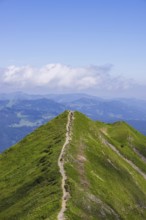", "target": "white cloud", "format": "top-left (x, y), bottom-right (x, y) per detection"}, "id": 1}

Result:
top-left (0, 63), bottom-right (136, 95)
